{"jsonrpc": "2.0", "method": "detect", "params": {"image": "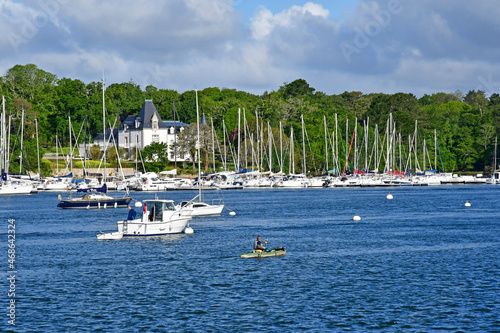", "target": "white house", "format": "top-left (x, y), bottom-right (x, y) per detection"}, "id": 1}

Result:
top-left (95, 100), bottom-right (189, 161)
